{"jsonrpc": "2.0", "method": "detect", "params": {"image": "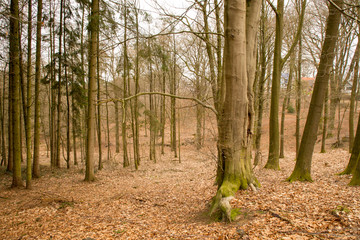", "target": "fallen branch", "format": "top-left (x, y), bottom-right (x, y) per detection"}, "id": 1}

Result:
top-left (266, 209), bottom-right (294, 226)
